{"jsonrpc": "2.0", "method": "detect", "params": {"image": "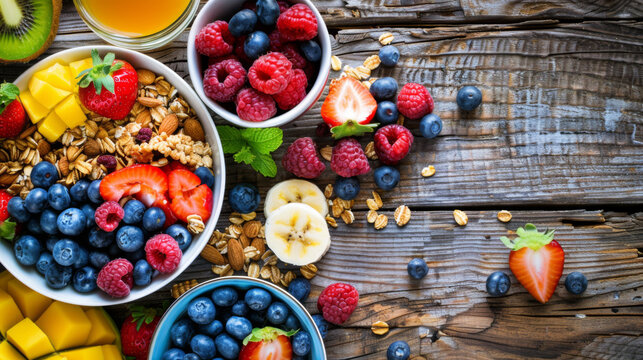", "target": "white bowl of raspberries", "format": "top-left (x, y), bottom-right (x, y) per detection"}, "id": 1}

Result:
top-left (187, 0), bottom-right (331, 128)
